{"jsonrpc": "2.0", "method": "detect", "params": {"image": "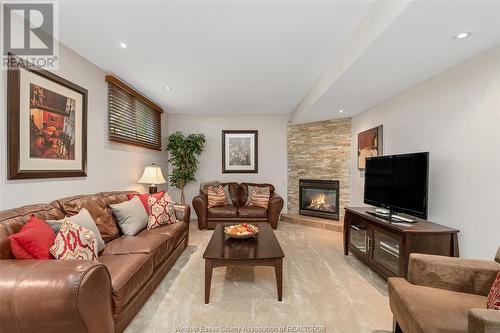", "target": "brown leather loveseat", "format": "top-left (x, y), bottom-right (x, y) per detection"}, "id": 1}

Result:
top-left (0, 190), bottom-right (190, 333)
top-left (192, 182), bottom-right (283, 230)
